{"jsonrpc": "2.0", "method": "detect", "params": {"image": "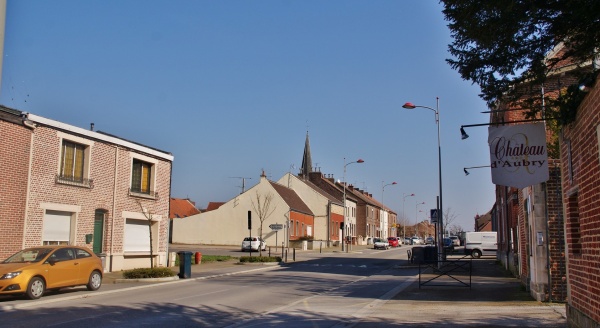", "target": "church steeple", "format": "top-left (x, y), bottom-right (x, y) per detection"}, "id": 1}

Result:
top-left (300, 131), bottom-right (312, 179)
